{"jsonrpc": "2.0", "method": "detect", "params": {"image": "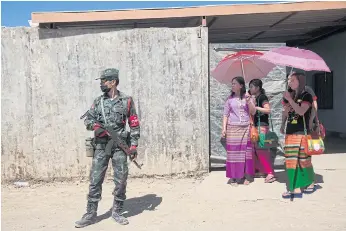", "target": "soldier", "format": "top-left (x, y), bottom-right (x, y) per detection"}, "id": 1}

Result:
top-left (75, 68), bottom-right (140, 228)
